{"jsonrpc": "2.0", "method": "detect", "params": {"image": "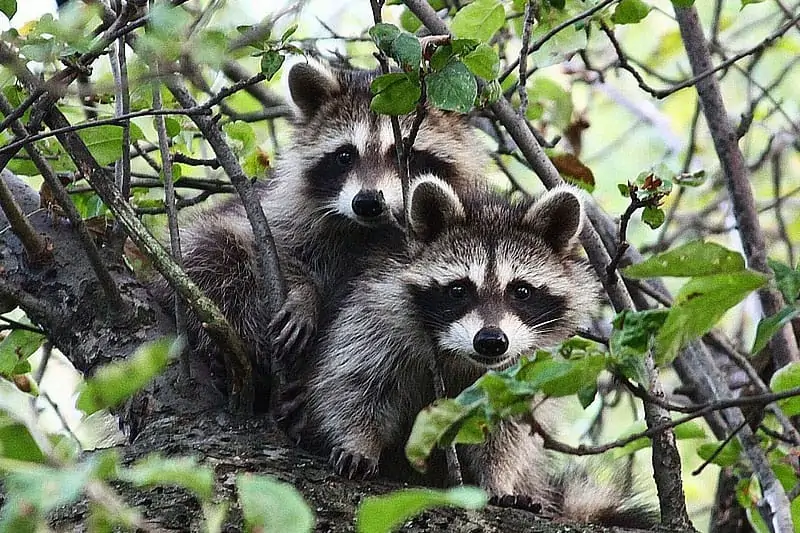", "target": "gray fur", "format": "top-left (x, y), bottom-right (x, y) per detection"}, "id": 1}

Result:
top-left (302, 176), bottom-right (656, 527)
top-left (155, 61), bottom-right (487, 402)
